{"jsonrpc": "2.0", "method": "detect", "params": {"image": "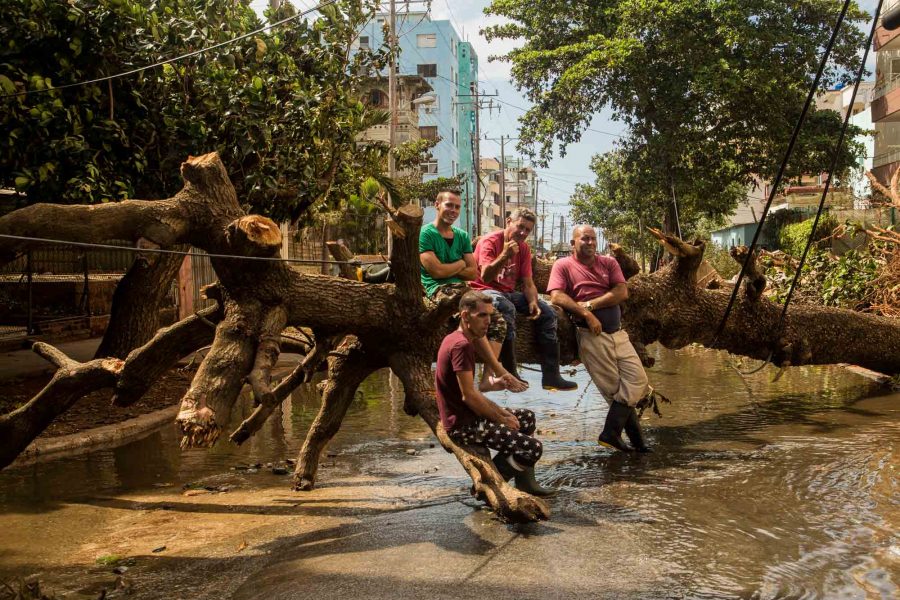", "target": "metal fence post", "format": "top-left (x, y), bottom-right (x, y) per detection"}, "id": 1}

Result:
top-left (81, 250), bottom-right (91, 316)
top-left (26, 250), bottom-right (33, 335)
